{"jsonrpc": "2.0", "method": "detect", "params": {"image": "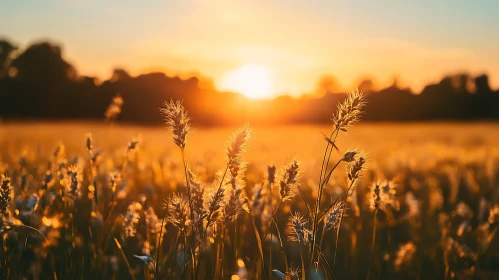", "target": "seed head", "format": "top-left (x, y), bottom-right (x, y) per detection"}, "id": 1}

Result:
top-left (405, 192), bottom-right (419, 217)
top-left (223, 184), bottom-right (247, 223)
top-left (127, 137), bottom-right (140, 154)
top-left (394, 242), bottom-right (416, 270)
top-left (446, 237), bottom-right (476, 262)
top-left (278, 160), bottom-right (300, 202)
top-left (251, 183), bottom-right (265, 216)
top-left (109, 172), bottom-right (121, 193)
top-left (332, 89), bottom-right (367, 133)
top-left (144, 207), bottom-right (162, 243)
top-left (288, 212), bottom-right (310, 244)
top-left (347, 152), bottom-right (367, 181)
top-left (123, 202), bottom-right (142, 237)
top-left (226, 123), bottom-right (251, 178)
top-left (342, 150), bottom-right (357, 162)
top-left (67, 165), bottom-right (81, 198)
top-left (85, 133), bottom-right (93, 154)
top-left (164, 193), bottom-right (190, 231)
top-left (267, 165), bottom-right (276, 185)
top-left (323, 201), bottom-right (345, 232)
top-left (286, 266), bottom-right (302, 280)
top-left (160, 100), bottom-right (191, 149)
top-left (488, 205), bottom-right (499, 224)
top-left (0, 175), bottom-right (12, 215)
top-left (204, 183), bottom-right (225, 227)
top-left (370, 180), bottom-right (398, 212)
top-left (105, 94), bottom-right (124, 122)
top-left (186, 168), bottom-right (205, 220)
